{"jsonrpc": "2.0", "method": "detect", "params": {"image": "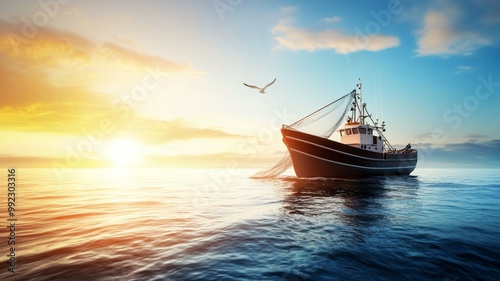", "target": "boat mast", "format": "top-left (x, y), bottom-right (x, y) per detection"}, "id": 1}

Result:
top-left (357, 78), bottom-right (365, 125)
